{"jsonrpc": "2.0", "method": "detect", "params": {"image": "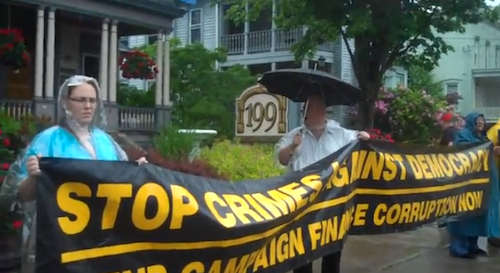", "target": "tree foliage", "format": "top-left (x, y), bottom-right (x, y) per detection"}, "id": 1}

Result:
top-left (406, 64), bottom-right (443, 97)
top-left (223, 0), bottom-right (498, 128)
top-left (117, 83), bottom-right (154, 107)
top-left (130, 39), bottom-right (255, 138)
